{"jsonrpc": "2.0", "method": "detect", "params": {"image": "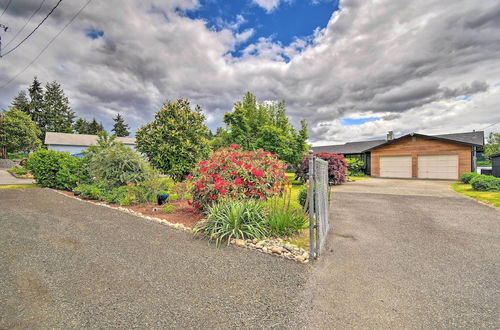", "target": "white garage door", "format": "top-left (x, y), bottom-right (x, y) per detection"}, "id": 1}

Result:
top-left (380, 156), bottom-right (412, 178)
top-left (418, 155), bottom-right (458, 180)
